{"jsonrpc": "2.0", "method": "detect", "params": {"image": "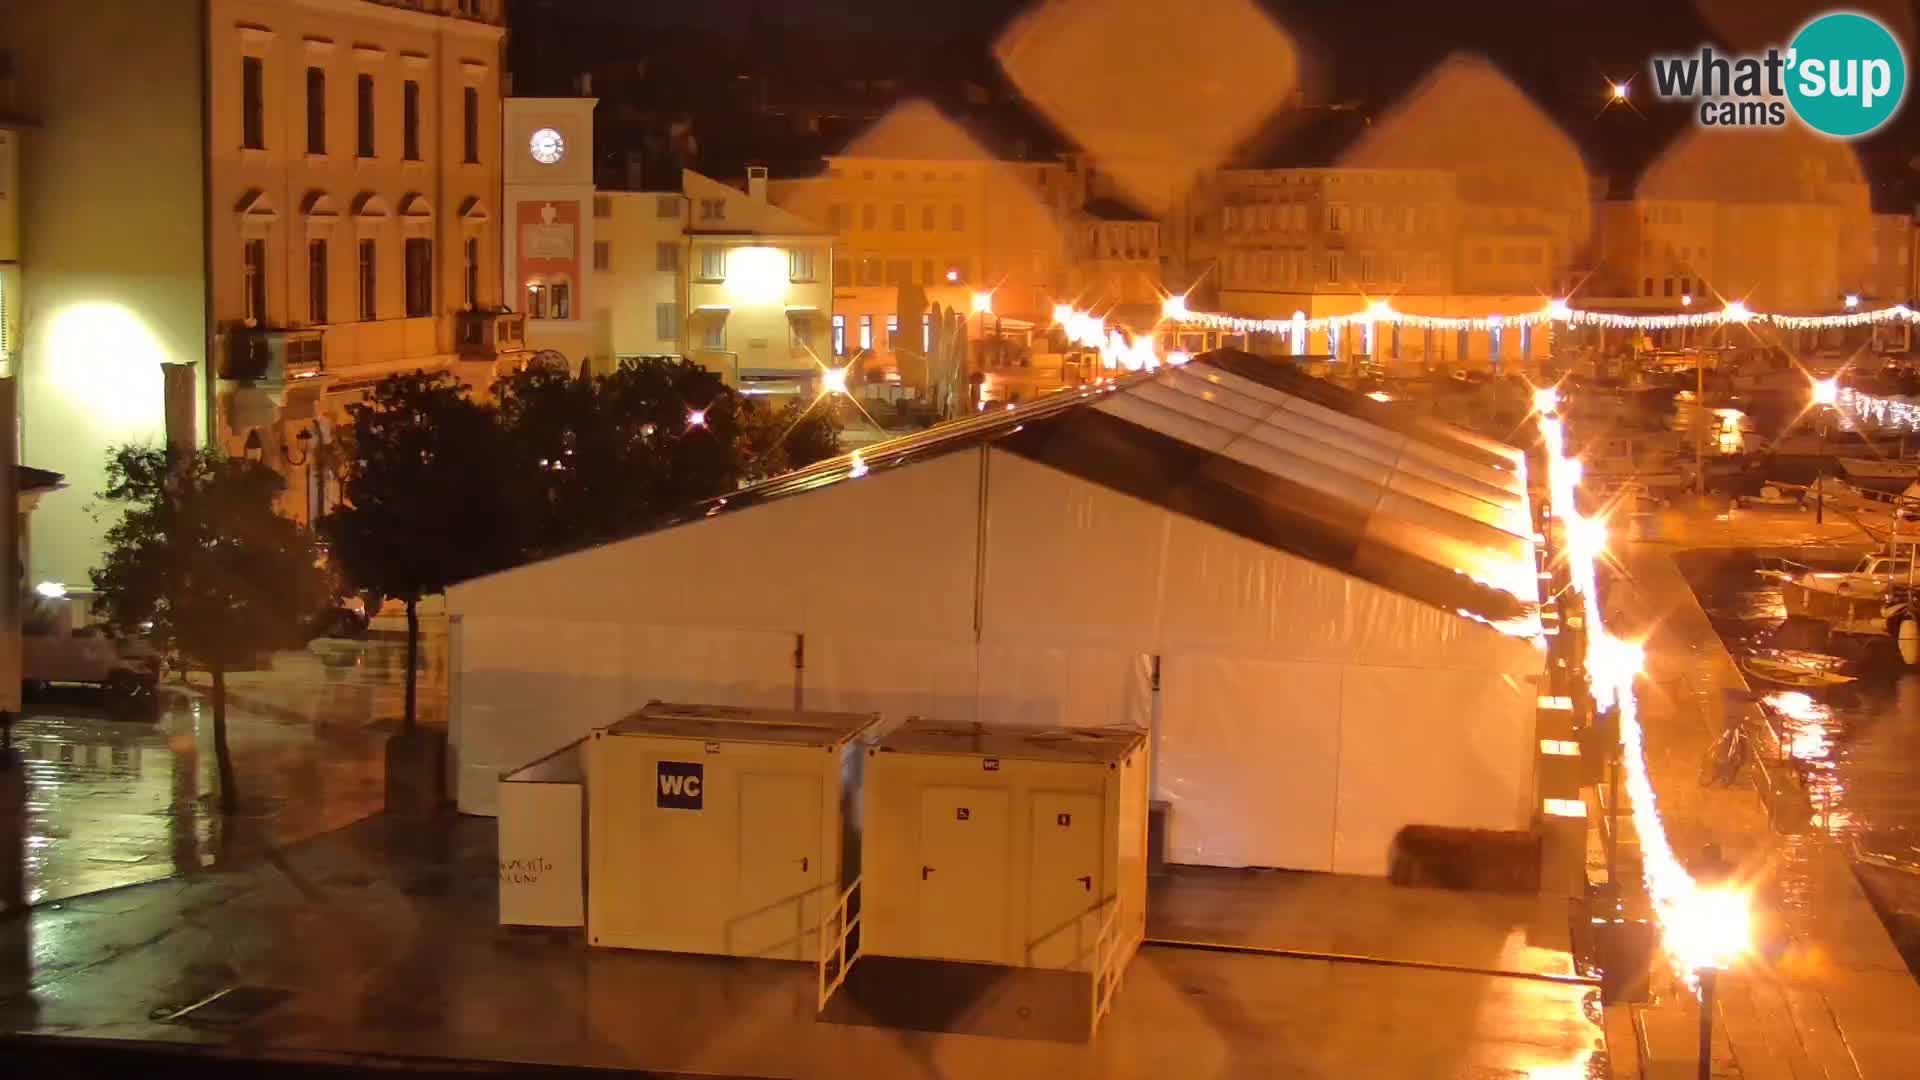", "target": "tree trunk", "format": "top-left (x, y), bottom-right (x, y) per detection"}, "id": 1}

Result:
top-left (212, 665), bottom-right (237, 816)
top-left (403, 596), bottom-right (419, 732)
